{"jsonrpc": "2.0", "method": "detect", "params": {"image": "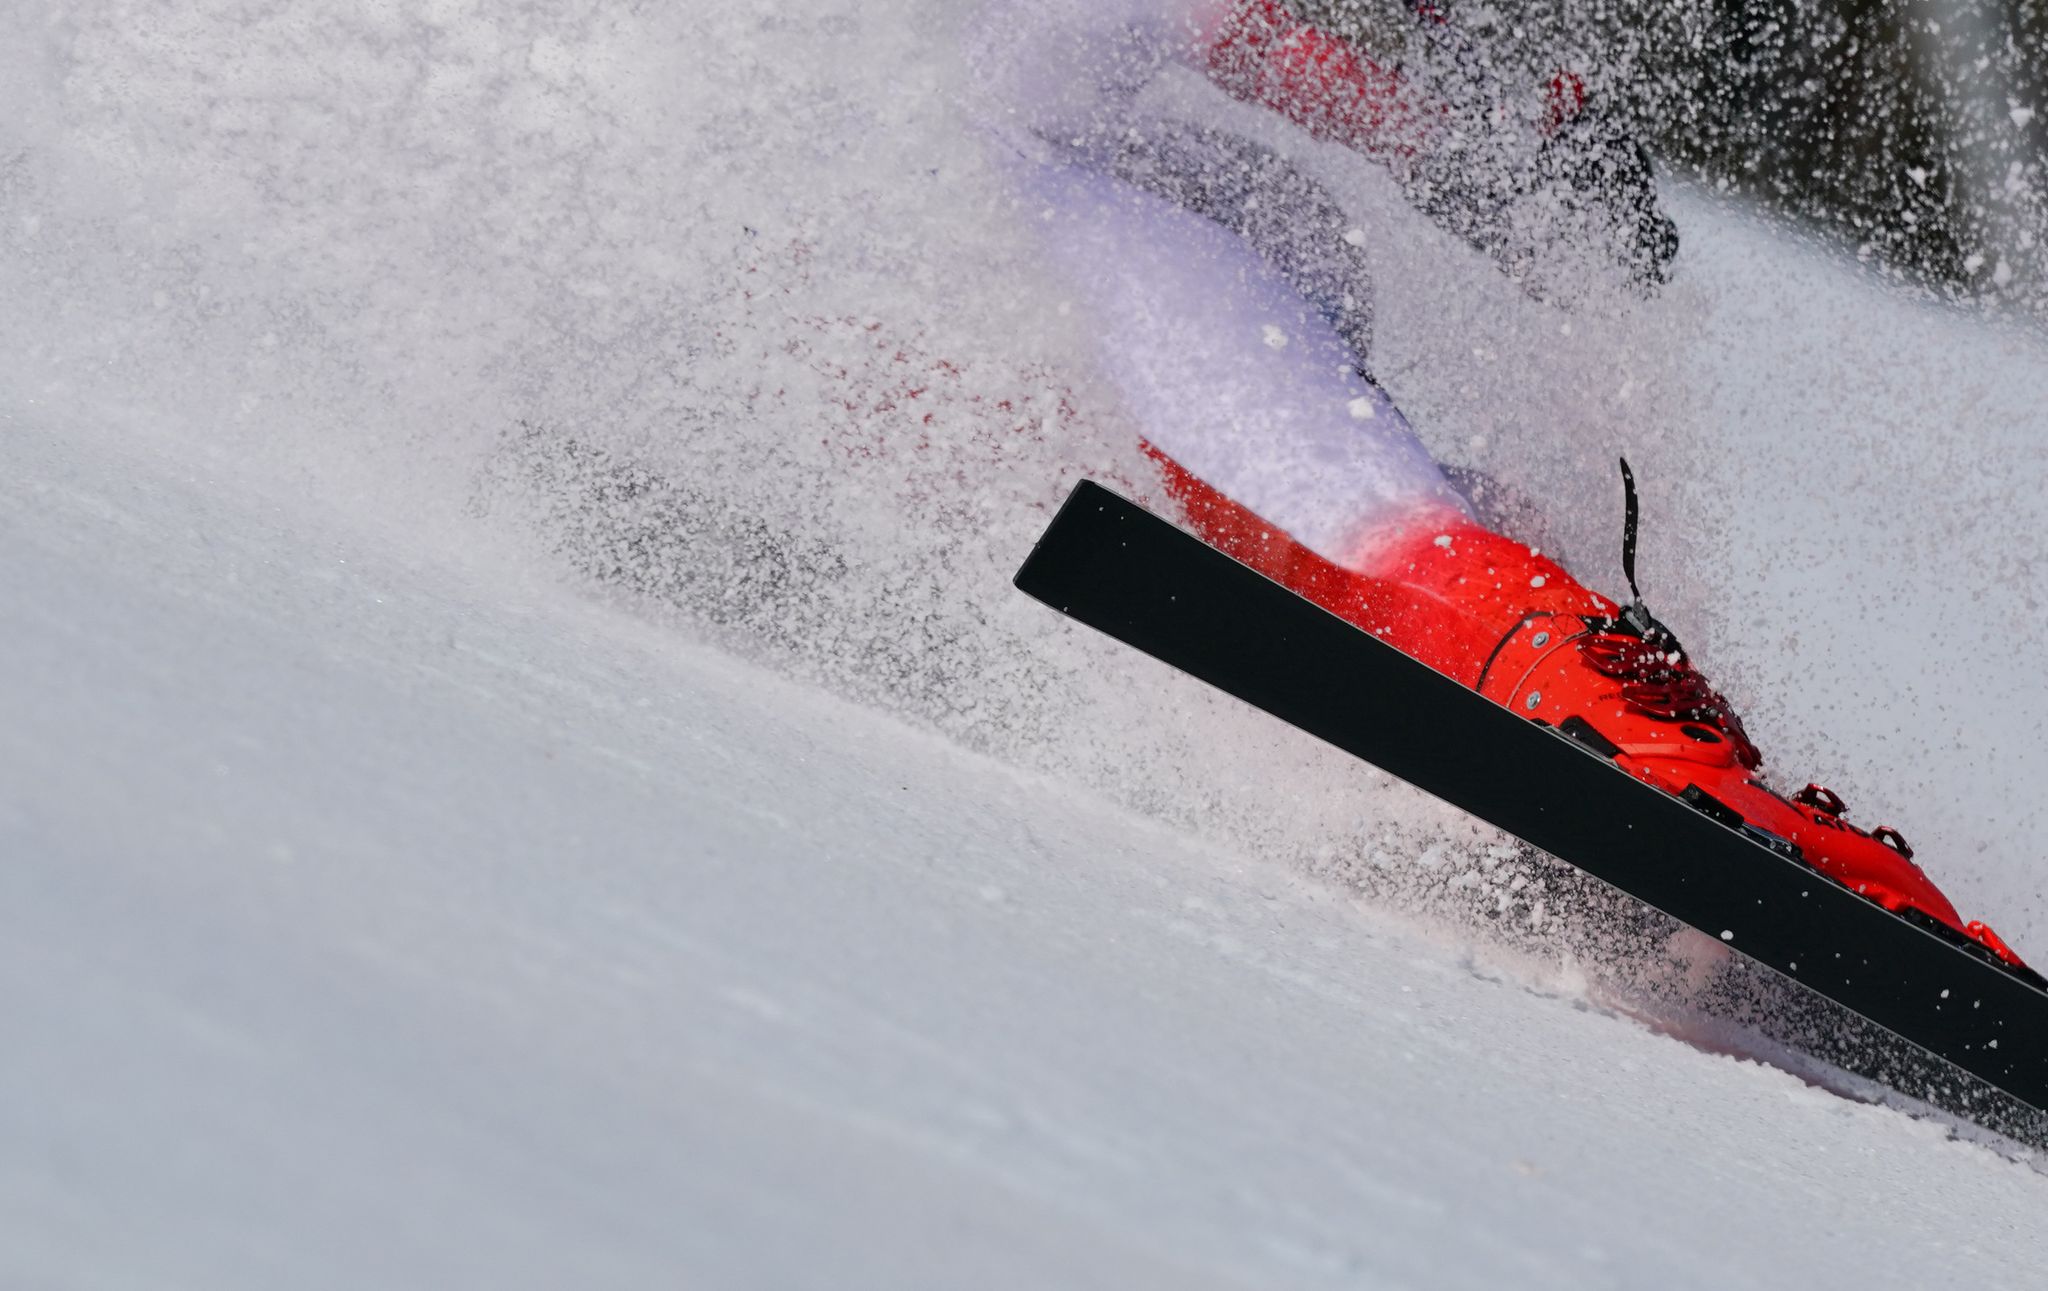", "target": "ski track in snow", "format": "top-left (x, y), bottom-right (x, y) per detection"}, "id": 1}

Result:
top-left (7, 2), bottom-right (2048, 1284)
